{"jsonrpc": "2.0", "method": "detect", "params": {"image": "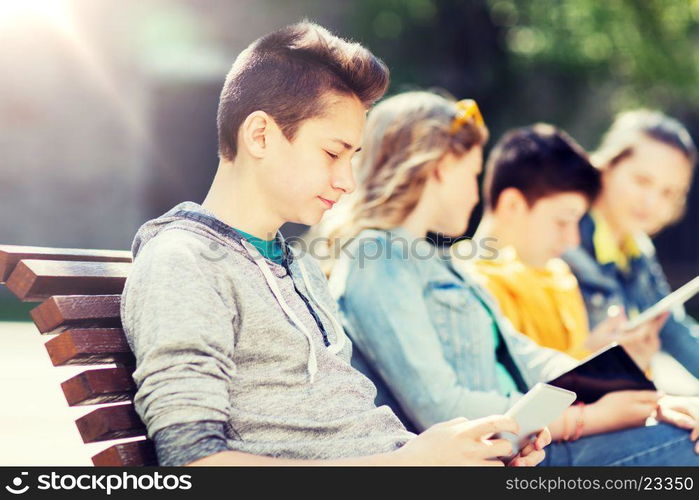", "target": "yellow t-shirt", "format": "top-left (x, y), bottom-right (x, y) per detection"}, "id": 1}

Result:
top-left (466, 246), bottom-right (591, 360)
